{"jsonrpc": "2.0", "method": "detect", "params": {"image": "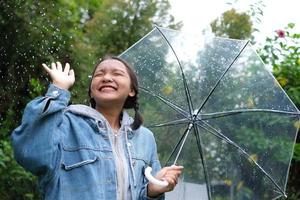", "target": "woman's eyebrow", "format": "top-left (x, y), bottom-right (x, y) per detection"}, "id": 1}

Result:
top-left (94, 66), bottom-right (127, 74)
top-left (94, 69), bottom-right (104, 74)
top-left (113, 68), bottom-right (126, 73)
